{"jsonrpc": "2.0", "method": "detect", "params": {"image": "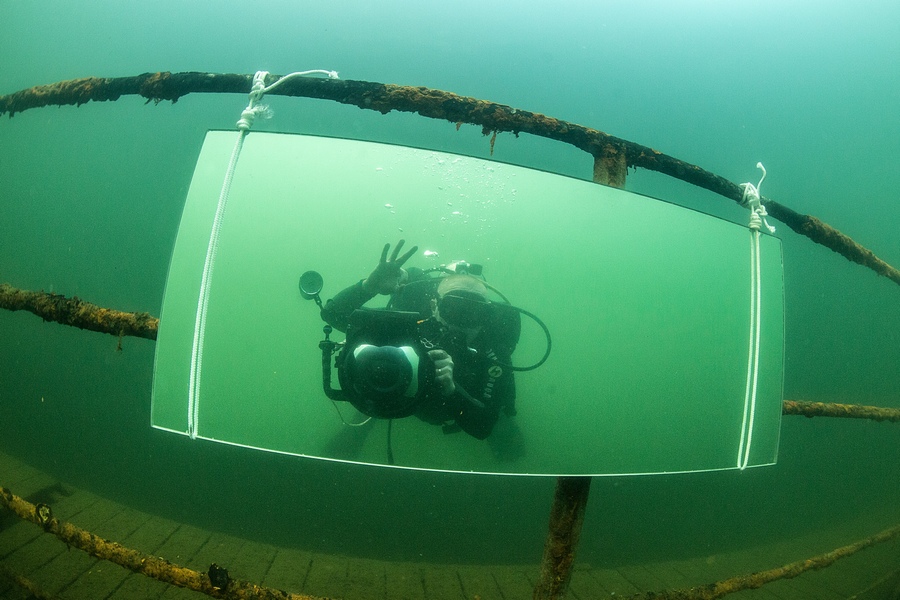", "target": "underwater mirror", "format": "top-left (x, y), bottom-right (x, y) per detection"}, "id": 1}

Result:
top-left (152, 131), bottom-right (784, 476)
